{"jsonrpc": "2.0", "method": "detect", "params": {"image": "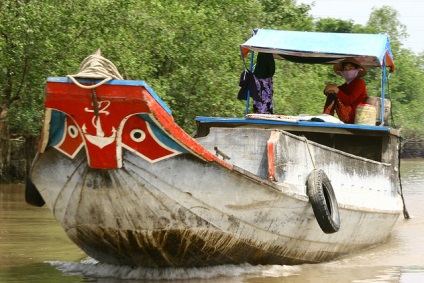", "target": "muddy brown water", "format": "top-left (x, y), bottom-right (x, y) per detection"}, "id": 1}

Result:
top-left (0, 159), bottom-right (423, 282)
